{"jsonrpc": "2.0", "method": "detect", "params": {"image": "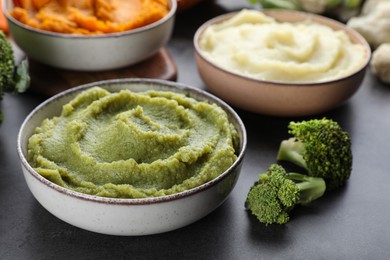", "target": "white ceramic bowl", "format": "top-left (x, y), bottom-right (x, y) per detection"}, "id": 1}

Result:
top-left (17, 78), bottom-right (247, 236)
top-left (3, 0), bottom-right (176, 71)
top-left (194, 10), bottom-right (371, 117)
